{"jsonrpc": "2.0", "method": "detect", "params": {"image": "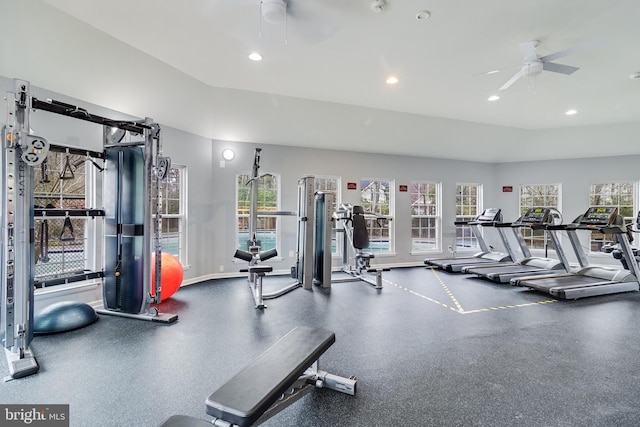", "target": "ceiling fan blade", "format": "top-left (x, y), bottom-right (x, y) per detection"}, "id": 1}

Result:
top-left (499, 67), bottom-right (527, 91)
top-left (473, 64), bottom-right (520, 76)
top-left (542, 62), bottom-right (580, 75)
top-left (519, 41), bottom-right (539, 62)
top-left (539, 38), bottom-right (606, 63)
